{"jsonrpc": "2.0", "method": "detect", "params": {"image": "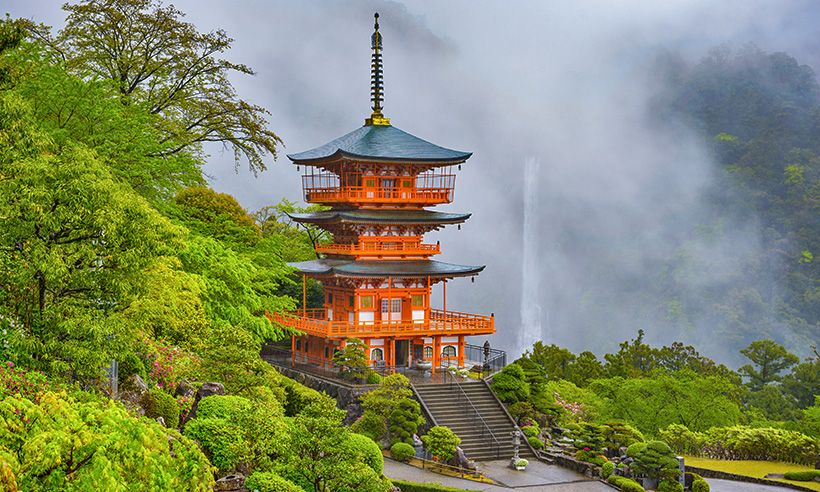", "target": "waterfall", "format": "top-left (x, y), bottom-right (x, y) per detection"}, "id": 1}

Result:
top-left (519, 157), bottom-right (543, 354)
